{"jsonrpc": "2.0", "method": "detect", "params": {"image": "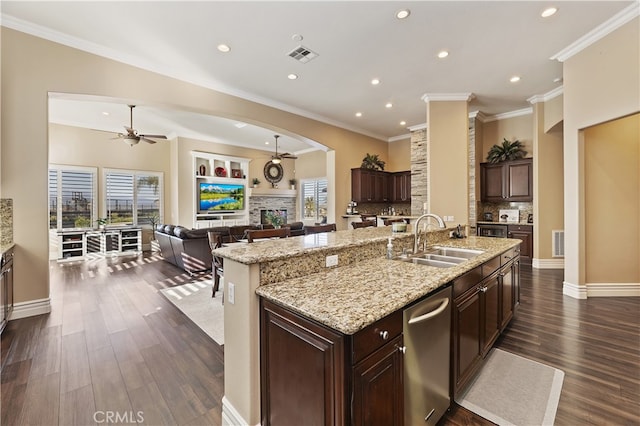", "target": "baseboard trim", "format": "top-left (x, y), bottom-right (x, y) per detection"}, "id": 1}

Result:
top-left (222, 396), bottom-right (258, 426)
top-left (9, 297), bottom-right (52, 320)
top-left (587, 283), bottom-right (640, 297)
top-left (532, 258), bottom-right (564, 269)
top-left (563, 281), bottom-right (587, 299)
